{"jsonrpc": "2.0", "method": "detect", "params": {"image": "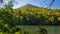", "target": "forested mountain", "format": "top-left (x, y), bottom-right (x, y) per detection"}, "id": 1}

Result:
top-left (13, 4), bottom-right (60, 25)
